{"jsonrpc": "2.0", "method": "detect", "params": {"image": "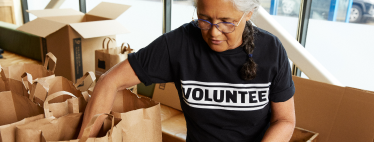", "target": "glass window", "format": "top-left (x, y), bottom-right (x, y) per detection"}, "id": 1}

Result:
top-left (171, 0), bottom-right (195, 30)
top-left (305, 0), bottom-right (374, 91)
top-left (259, 0), bottom-right (303, 77)
top-left (269, 0), bottom-right (302, 39)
